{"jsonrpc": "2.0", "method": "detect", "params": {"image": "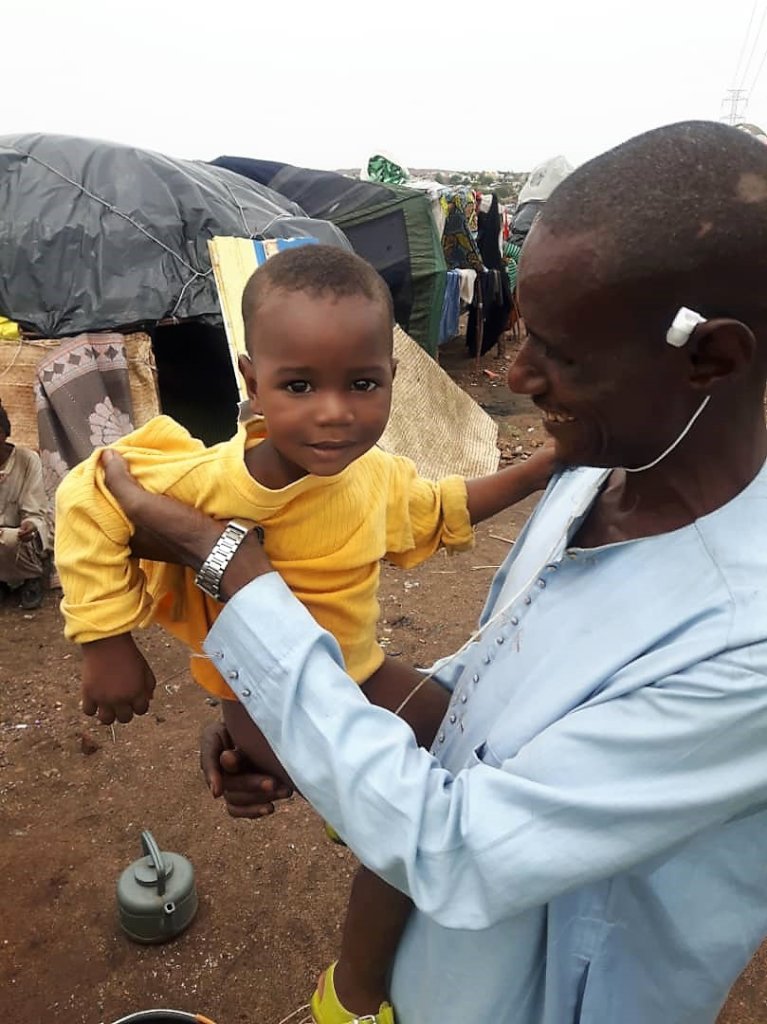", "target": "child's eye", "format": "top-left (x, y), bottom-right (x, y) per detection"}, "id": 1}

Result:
top-left (285, 381), bottom-right (312, 394)
top-left (351, 379), bottom-right (378, 392)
